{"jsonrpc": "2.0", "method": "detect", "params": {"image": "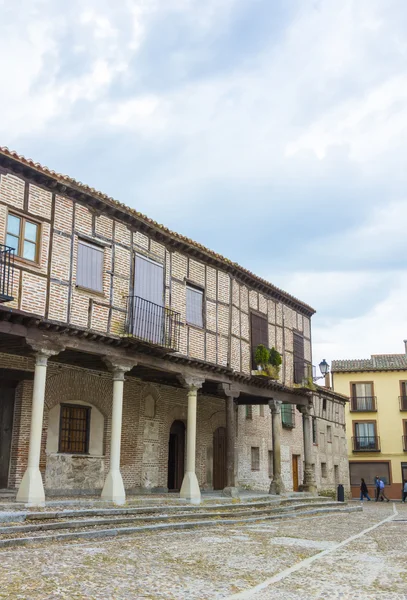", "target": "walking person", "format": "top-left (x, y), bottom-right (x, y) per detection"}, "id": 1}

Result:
top-left (402, 481), bottom-right (407, 503)
top-left (374, 476), bottom-right (381, 502)
top-left (360, 478), bottom-right (371, 501)
top-left (378, 478), bottom-right (390, 502)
